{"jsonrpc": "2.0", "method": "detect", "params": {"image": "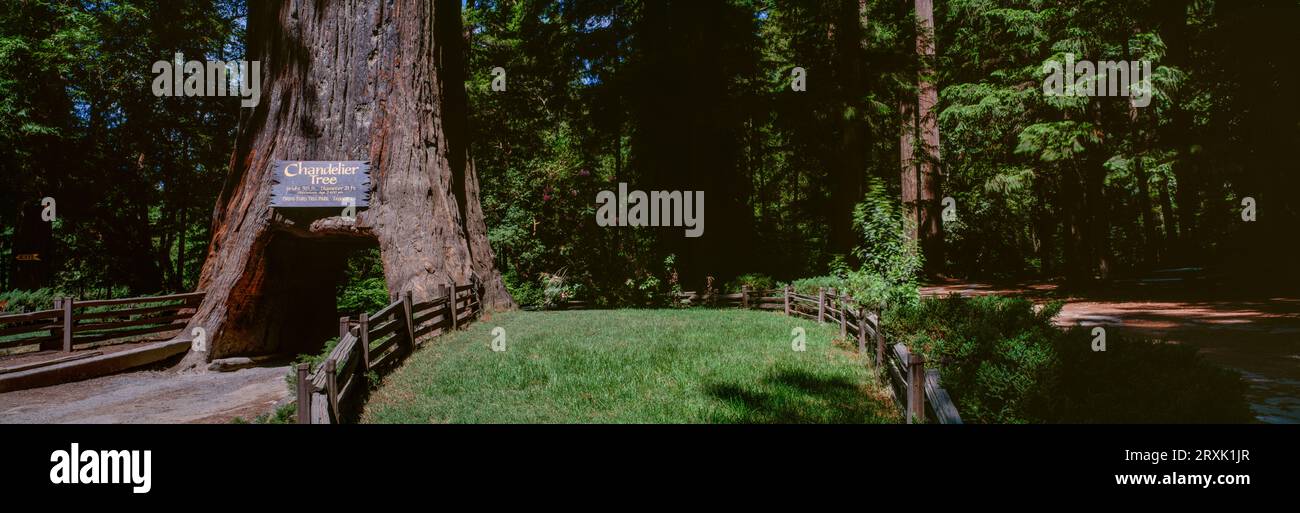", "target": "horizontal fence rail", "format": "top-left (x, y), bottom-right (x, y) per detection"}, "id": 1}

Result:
top-left (299, 279), bottom-right (485, 424)
top-left (0, 292), bottom-right (204, 355)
